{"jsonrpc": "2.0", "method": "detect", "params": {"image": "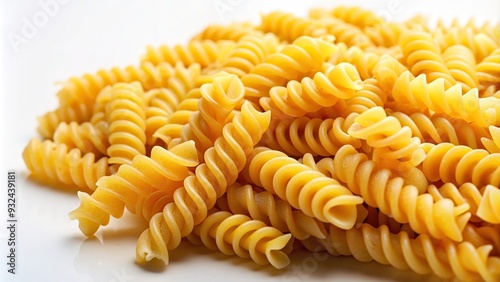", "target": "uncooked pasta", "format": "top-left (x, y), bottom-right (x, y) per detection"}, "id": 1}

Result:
top-left (22, 5), bottom-right (500, 281)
